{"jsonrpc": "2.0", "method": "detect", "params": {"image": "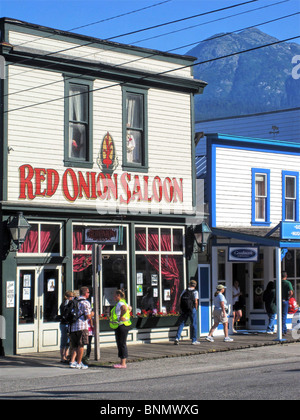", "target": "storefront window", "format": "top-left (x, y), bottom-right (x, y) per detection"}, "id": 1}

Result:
top-left (135, 226), bottom-right (185, 315)
top-left (217, 249), bottom-right (225, 282)
top-left (253, 251), bottom-right (264, 279)
top-left (19, 223), bottom-right (61, 255)
top-left (72, 224), bottom-right (129, 315)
